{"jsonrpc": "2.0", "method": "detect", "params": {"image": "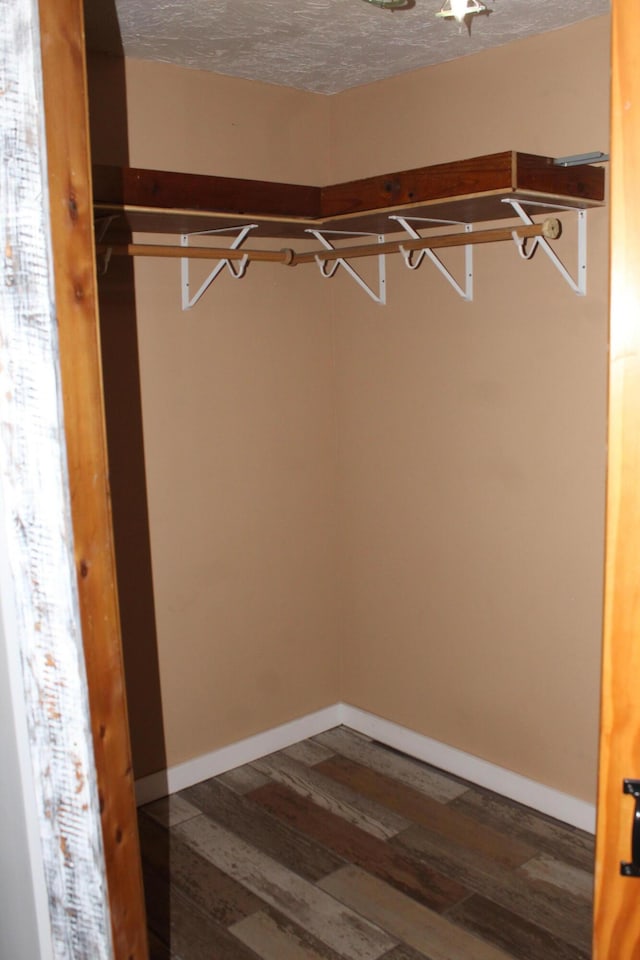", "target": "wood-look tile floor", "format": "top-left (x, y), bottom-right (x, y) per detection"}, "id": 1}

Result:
top-left (138, 726), bottom-right (595, 960)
